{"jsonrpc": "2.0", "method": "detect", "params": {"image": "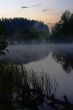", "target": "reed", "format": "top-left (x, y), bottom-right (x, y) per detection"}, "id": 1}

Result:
top-left (0, 64), bottom-right (57, 109)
